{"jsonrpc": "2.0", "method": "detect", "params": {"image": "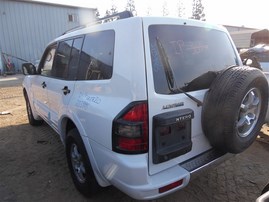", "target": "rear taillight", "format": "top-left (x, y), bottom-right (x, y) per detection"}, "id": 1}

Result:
top-left (112, 102), bottom-right (148, 154)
